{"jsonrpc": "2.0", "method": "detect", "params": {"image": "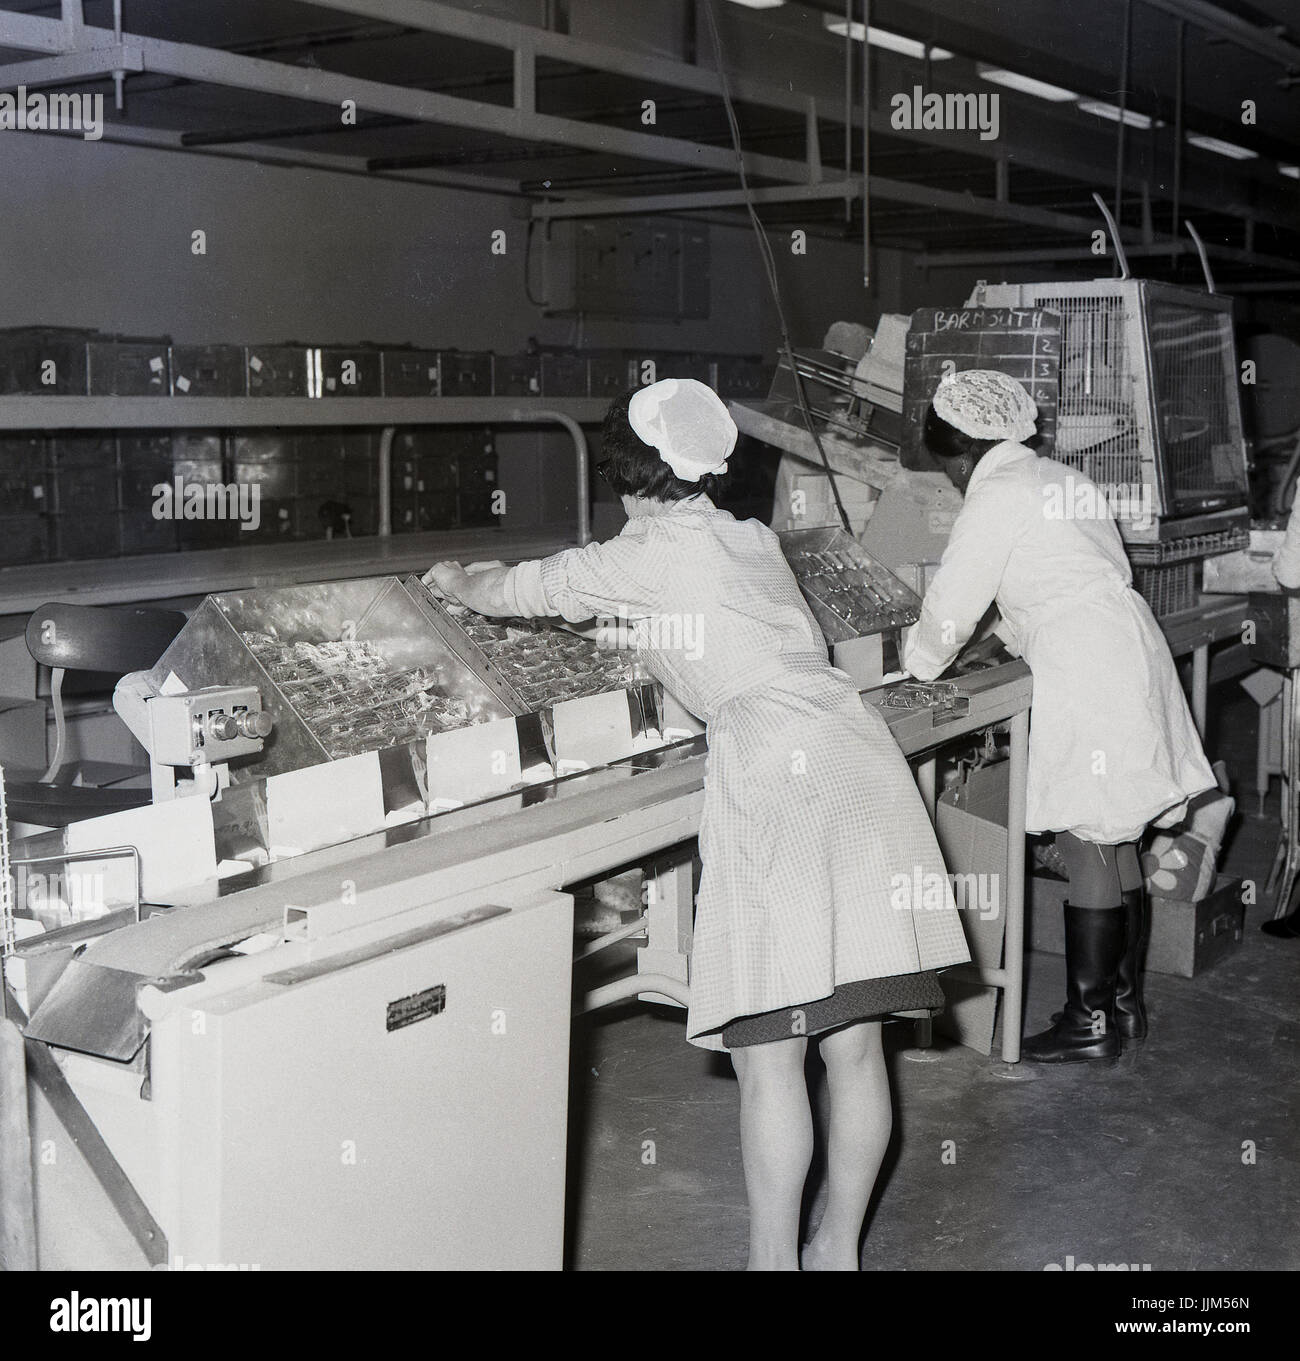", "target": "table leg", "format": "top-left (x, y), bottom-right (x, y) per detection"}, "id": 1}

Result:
top-left (638, 850), bottom-right (695, 1004)
top-left (1276, 670), bottom-right (1300, 919)
top-left (1001, 708), bottom-right (1029, 1064)
top-left (1191, 644), bottom-right (1209, 738)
